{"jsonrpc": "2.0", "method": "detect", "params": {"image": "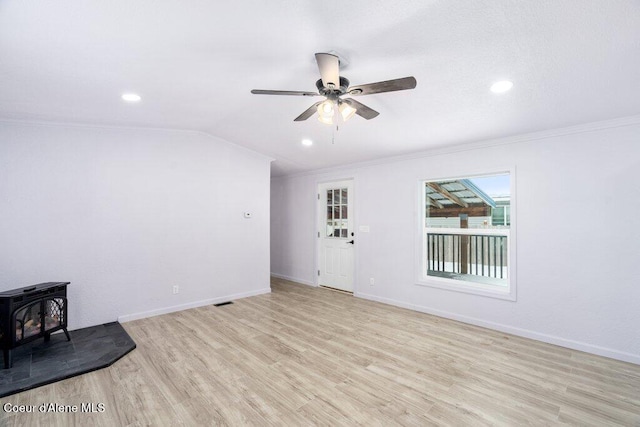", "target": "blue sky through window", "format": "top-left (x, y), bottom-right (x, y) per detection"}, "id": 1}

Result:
top-left (469, 174), bottom-right (510, 198)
